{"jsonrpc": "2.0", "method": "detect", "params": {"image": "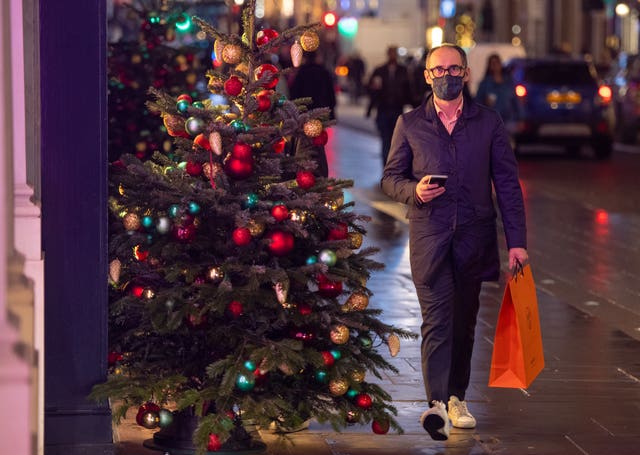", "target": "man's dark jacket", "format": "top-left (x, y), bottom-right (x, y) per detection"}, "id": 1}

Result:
top-left (381, 94), bottom-right (526, 285)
